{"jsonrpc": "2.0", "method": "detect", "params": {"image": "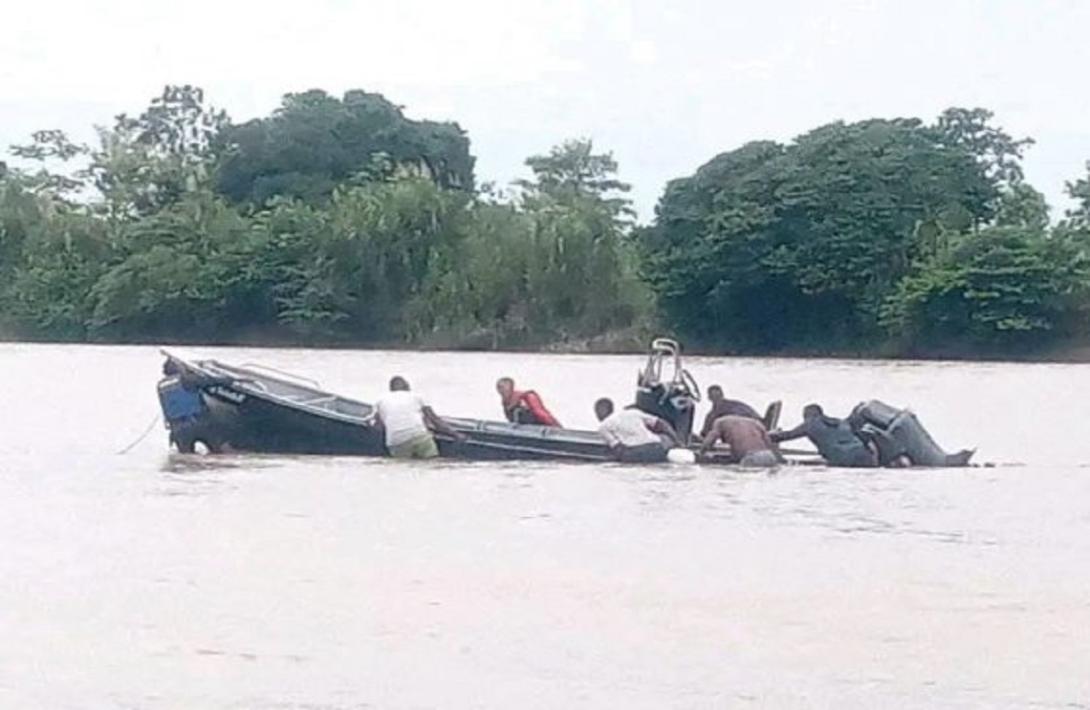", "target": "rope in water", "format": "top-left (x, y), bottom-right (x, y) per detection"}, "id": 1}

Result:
top-left (116, 412), bottom-right (162, 455)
